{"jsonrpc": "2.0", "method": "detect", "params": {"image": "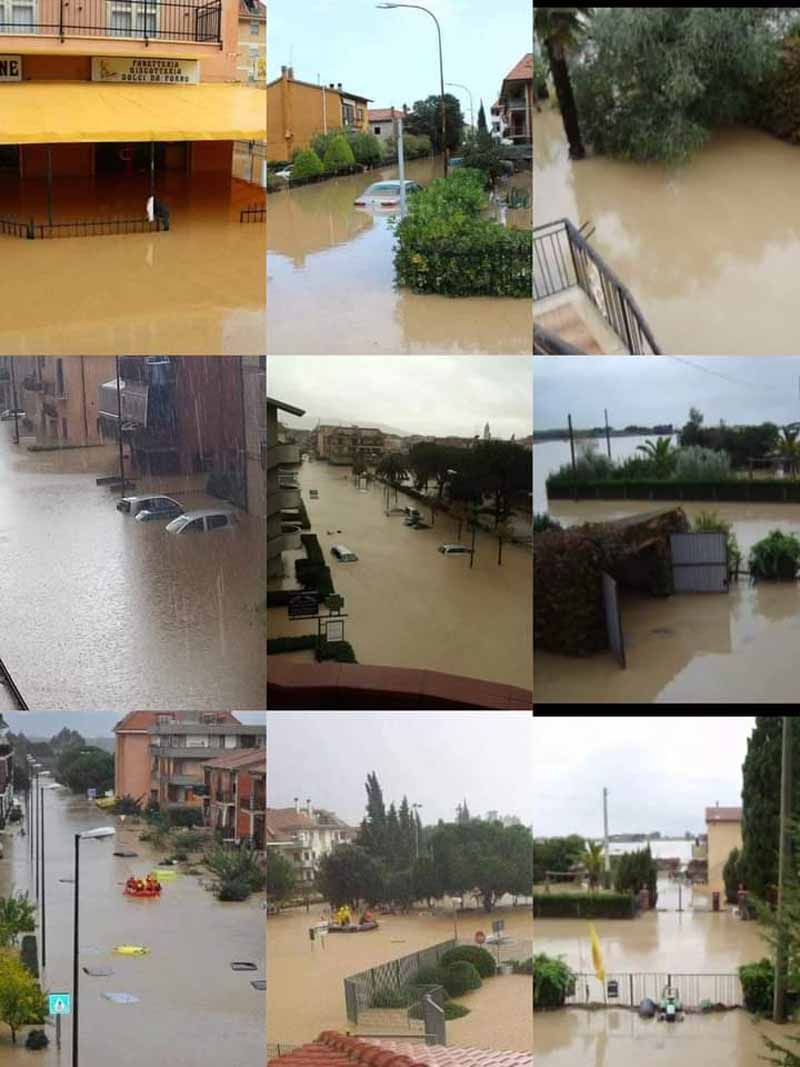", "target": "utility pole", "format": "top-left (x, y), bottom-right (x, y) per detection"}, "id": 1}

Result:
top-left (774, 714), bottom-right (792, 1023)
top-left (602, 787), bottom-right (610, 875)
top-left (604, 408), bottom-right (611, 459)
top-left (9, 358), bottom-right (19, 446)
top-left (115, 356), bottom-right (125, 499)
